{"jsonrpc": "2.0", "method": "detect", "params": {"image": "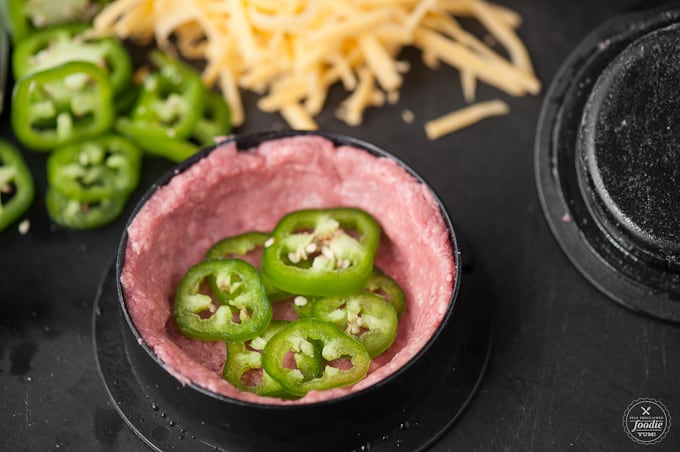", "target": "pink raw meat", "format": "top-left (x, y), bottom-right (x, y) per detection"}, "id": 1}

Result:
top-left (121, 135), bottom-right (454, 405)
